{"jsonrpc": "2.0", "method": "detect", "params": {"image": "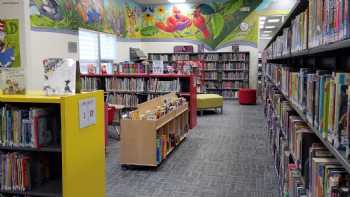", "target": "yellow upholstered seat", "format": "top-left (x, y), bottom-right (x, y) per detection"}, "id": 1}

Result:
top-left (197, 94), bottom-right (223, 110)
